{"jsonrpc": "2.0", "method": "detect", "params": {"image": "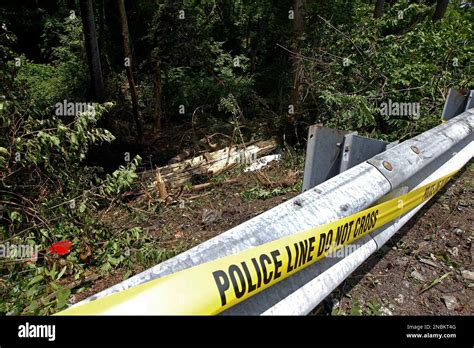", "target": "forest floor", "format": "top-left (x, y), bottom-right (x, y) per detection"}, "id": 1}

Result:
top-left (71, 155), bottom-right (473, 315)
